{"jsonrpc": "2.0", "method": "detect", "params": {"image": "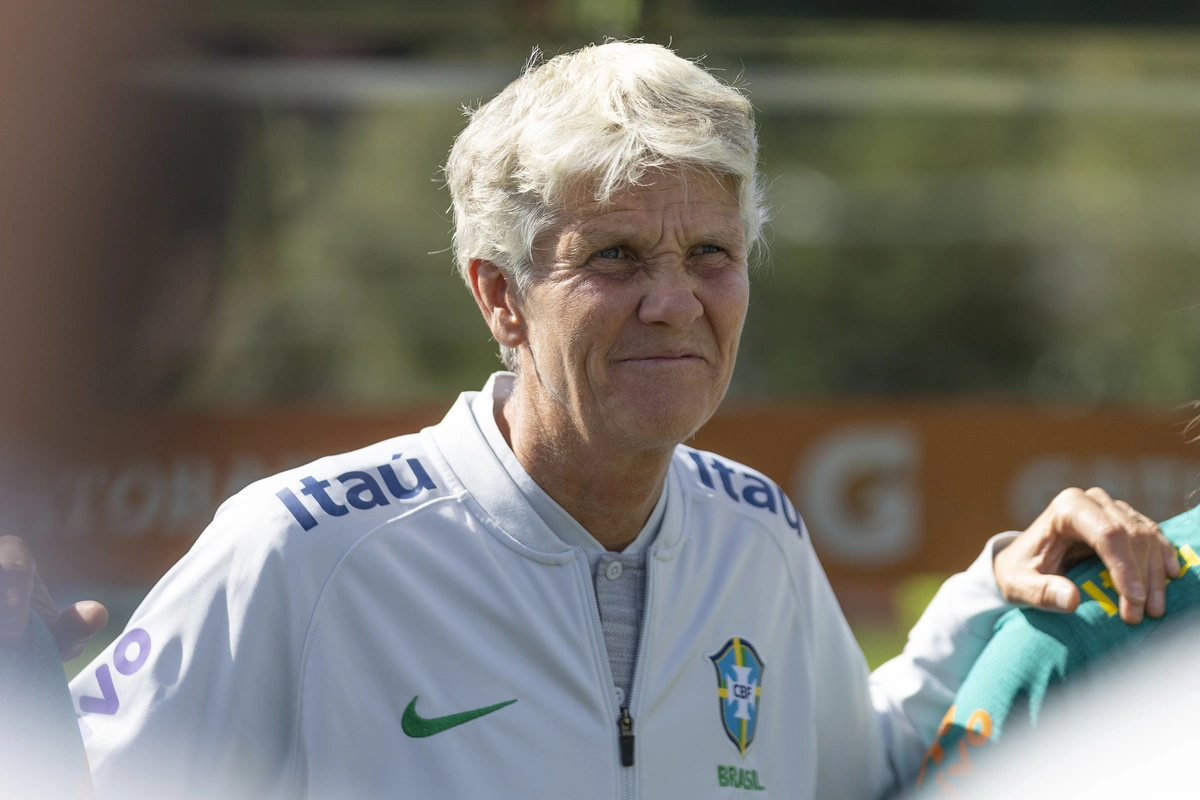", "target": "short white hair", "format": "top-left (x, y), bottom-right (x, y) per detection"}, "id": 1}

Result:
top-left (445, 41), bottom-right (767, 370)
